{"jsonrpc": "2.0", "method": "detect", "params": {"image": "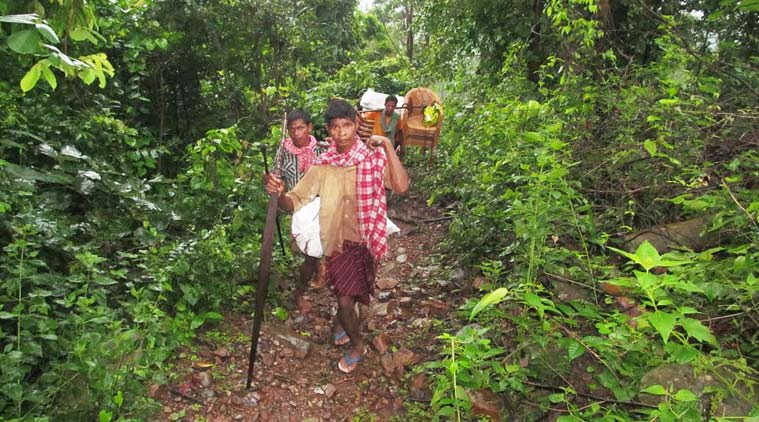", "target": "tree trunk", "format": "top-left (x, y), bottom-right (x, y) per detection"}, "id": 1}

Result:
top-left (404, 1), bottom-right (413, 62)
top-left (526, 0), bottom-right (544, 82)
